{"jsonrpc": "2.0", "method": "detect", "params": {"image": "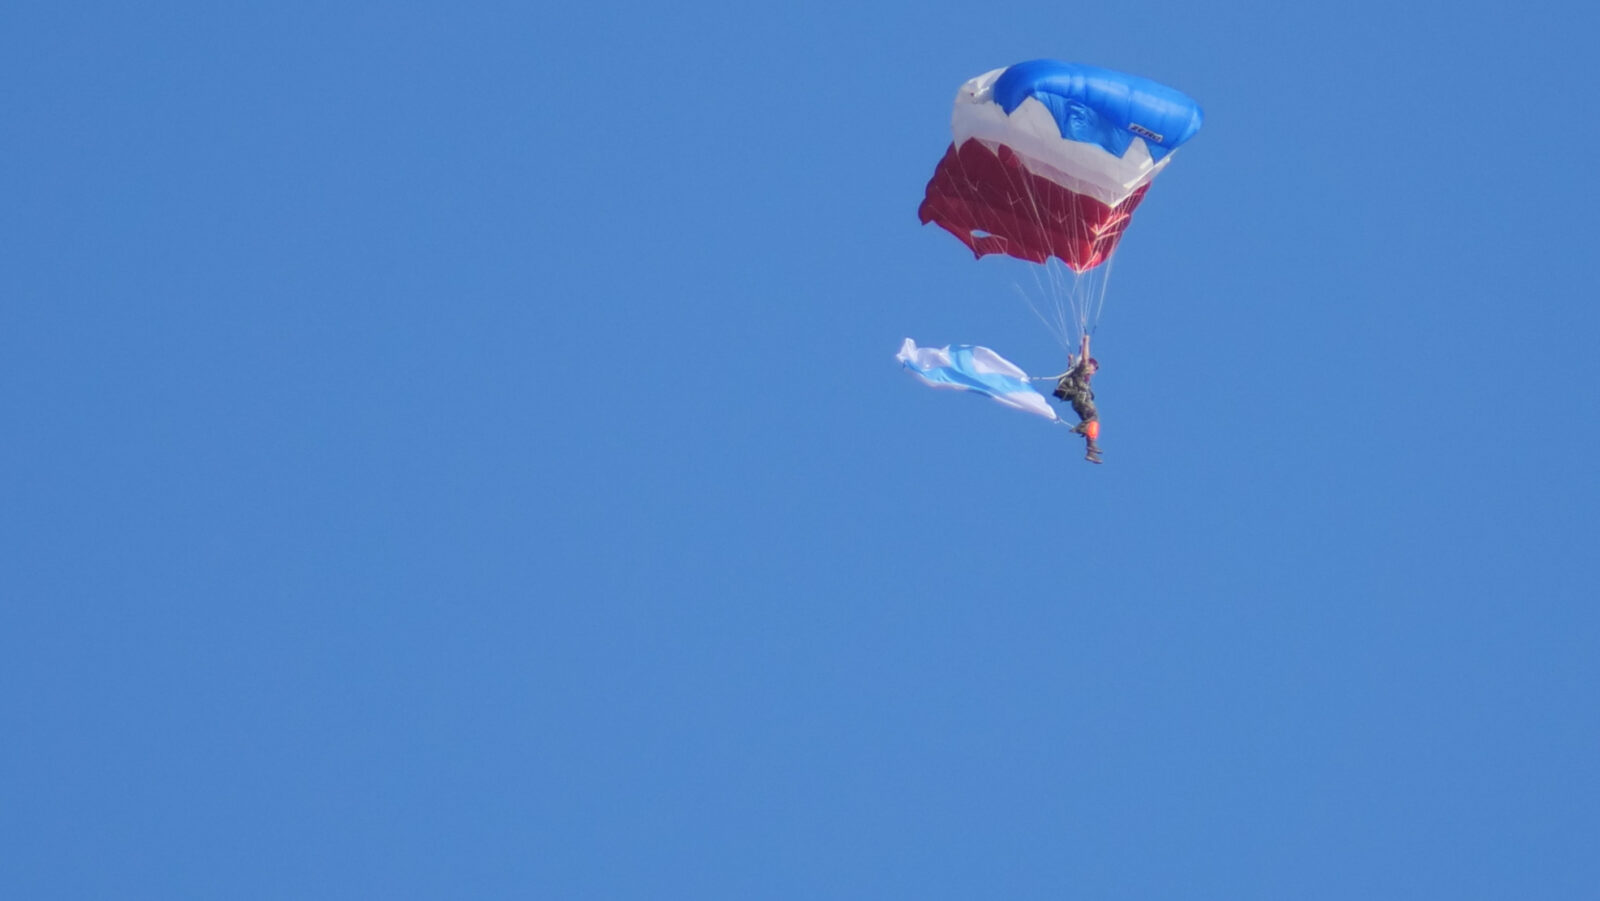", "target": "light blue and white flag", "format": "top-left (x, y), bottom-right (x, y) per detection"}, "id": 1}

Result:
top-left (896, 338), bottom-right (1057, 421)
